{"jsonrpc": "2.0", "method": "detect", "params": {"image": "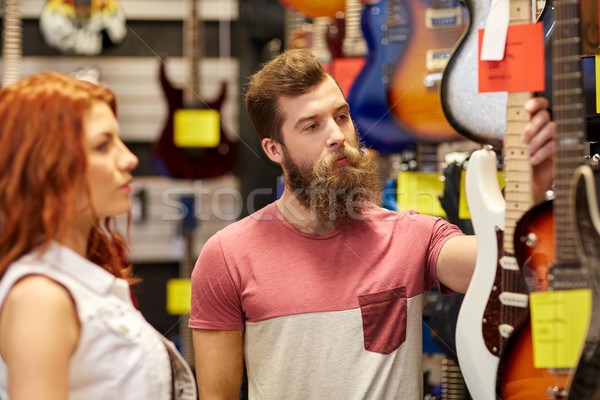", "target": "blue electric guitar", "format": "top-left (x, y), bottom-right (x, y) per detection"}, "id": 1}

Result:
top-left (346, 0), bottom-right (415, 154)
